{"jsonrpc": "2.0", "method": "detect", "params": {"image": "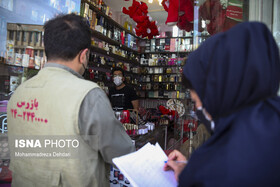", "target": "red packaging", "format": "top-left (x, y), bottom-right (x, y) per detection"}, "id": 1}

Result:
top-left (121, 110), bottom-right (130, 123)
top-left (25, 46), bottom-right (35, 68)
top-left (226, 5), bottom-right (243, 21)
top-left (25, 46), bottom-right (34, 57)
